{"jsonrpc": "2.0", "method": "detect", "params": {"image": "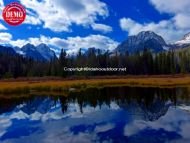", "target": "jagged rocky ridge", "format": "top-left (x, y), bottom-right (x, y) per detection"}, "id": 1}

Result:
top-left (116, 31), bottom-right (167, 54)
top-left (116, 31), bottom-right (190, 54)
top-left (12, 43), bottom-right (56, 61)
